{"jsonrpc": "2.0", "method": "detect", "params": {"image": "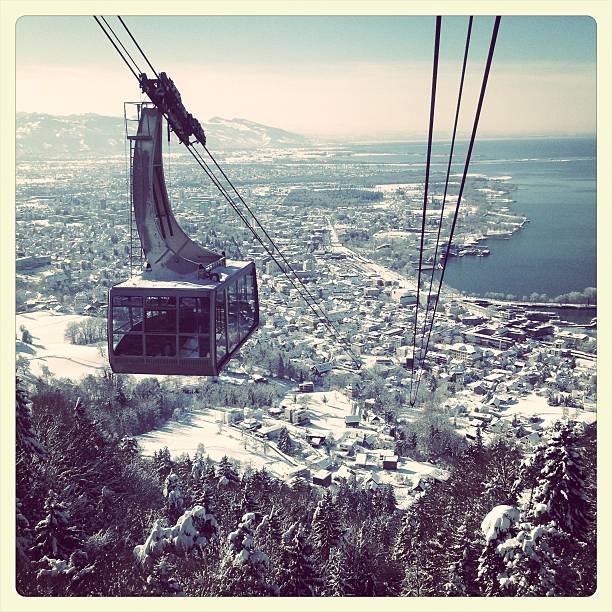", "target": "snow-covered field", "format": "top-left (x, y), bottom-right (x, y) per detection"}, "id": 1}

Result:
top-left (137, 409), bottom-right (297, 477)
top-left (16, 311), bottom-right (107, 380)
top-left (501, 392), bottom-right (596, 428)
top-left (293, 390), bottom-right (355, 434)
